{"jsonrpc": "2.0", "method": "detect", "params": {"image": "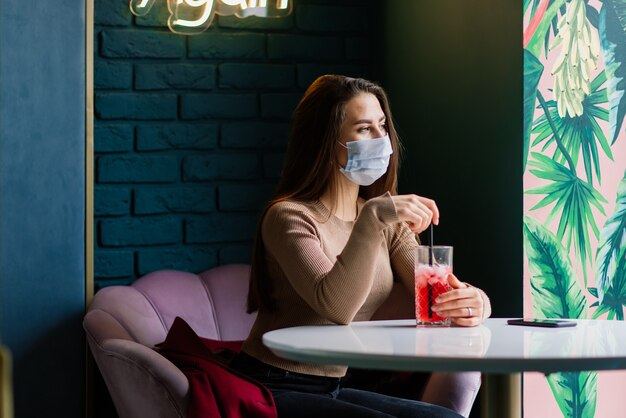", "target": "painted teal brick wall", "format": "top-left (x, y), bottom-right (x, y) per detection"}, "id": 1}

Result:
top-left (94, 0), bottom-right (375, 288)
